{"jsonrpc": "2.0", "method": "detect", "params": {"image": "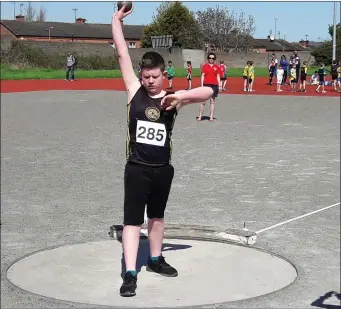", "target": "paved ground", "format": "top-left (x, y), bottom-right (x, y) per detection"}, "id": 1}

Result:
top-left (1, 90), bottom-right (340, 308)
